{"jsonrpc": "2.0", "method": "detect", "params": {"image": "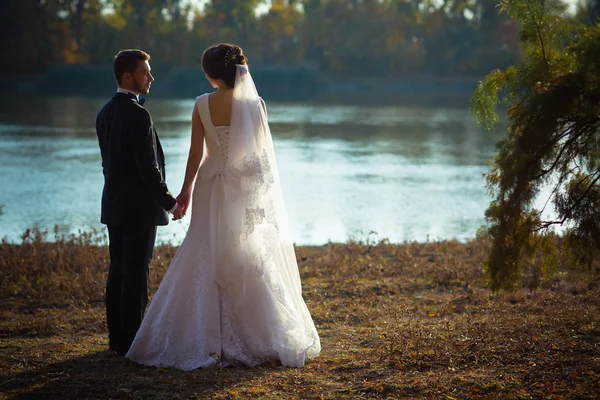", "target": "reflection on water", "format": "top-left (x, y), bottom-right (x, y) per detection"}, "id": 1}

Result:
top-left (0, 94), bottom-right (500, 244)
